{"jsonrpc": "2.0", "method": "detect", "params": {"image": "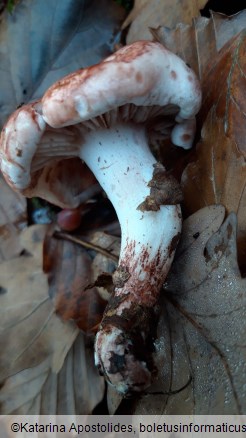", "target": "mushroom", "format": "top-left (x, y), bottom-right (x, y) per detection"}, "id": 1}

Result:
top-left (0, 41), bottom-right (201, 394)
